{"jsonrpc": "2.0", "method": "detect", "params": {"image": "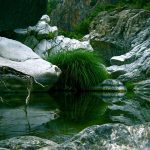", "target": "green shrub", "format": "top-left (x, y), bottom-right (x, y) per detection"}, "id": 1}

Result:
top-left (59, 30), bottom-right (83, 39)
top-left (144, 2), bottom-right (150, 10)
top-left (48, 49), bottom-right (109, 90)
top-left (59, 19), bottom-right (90, 39)
top-left (73, 19), bottom-right (90, 36)
top-left (47, 0), bottom-right (60, 15)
